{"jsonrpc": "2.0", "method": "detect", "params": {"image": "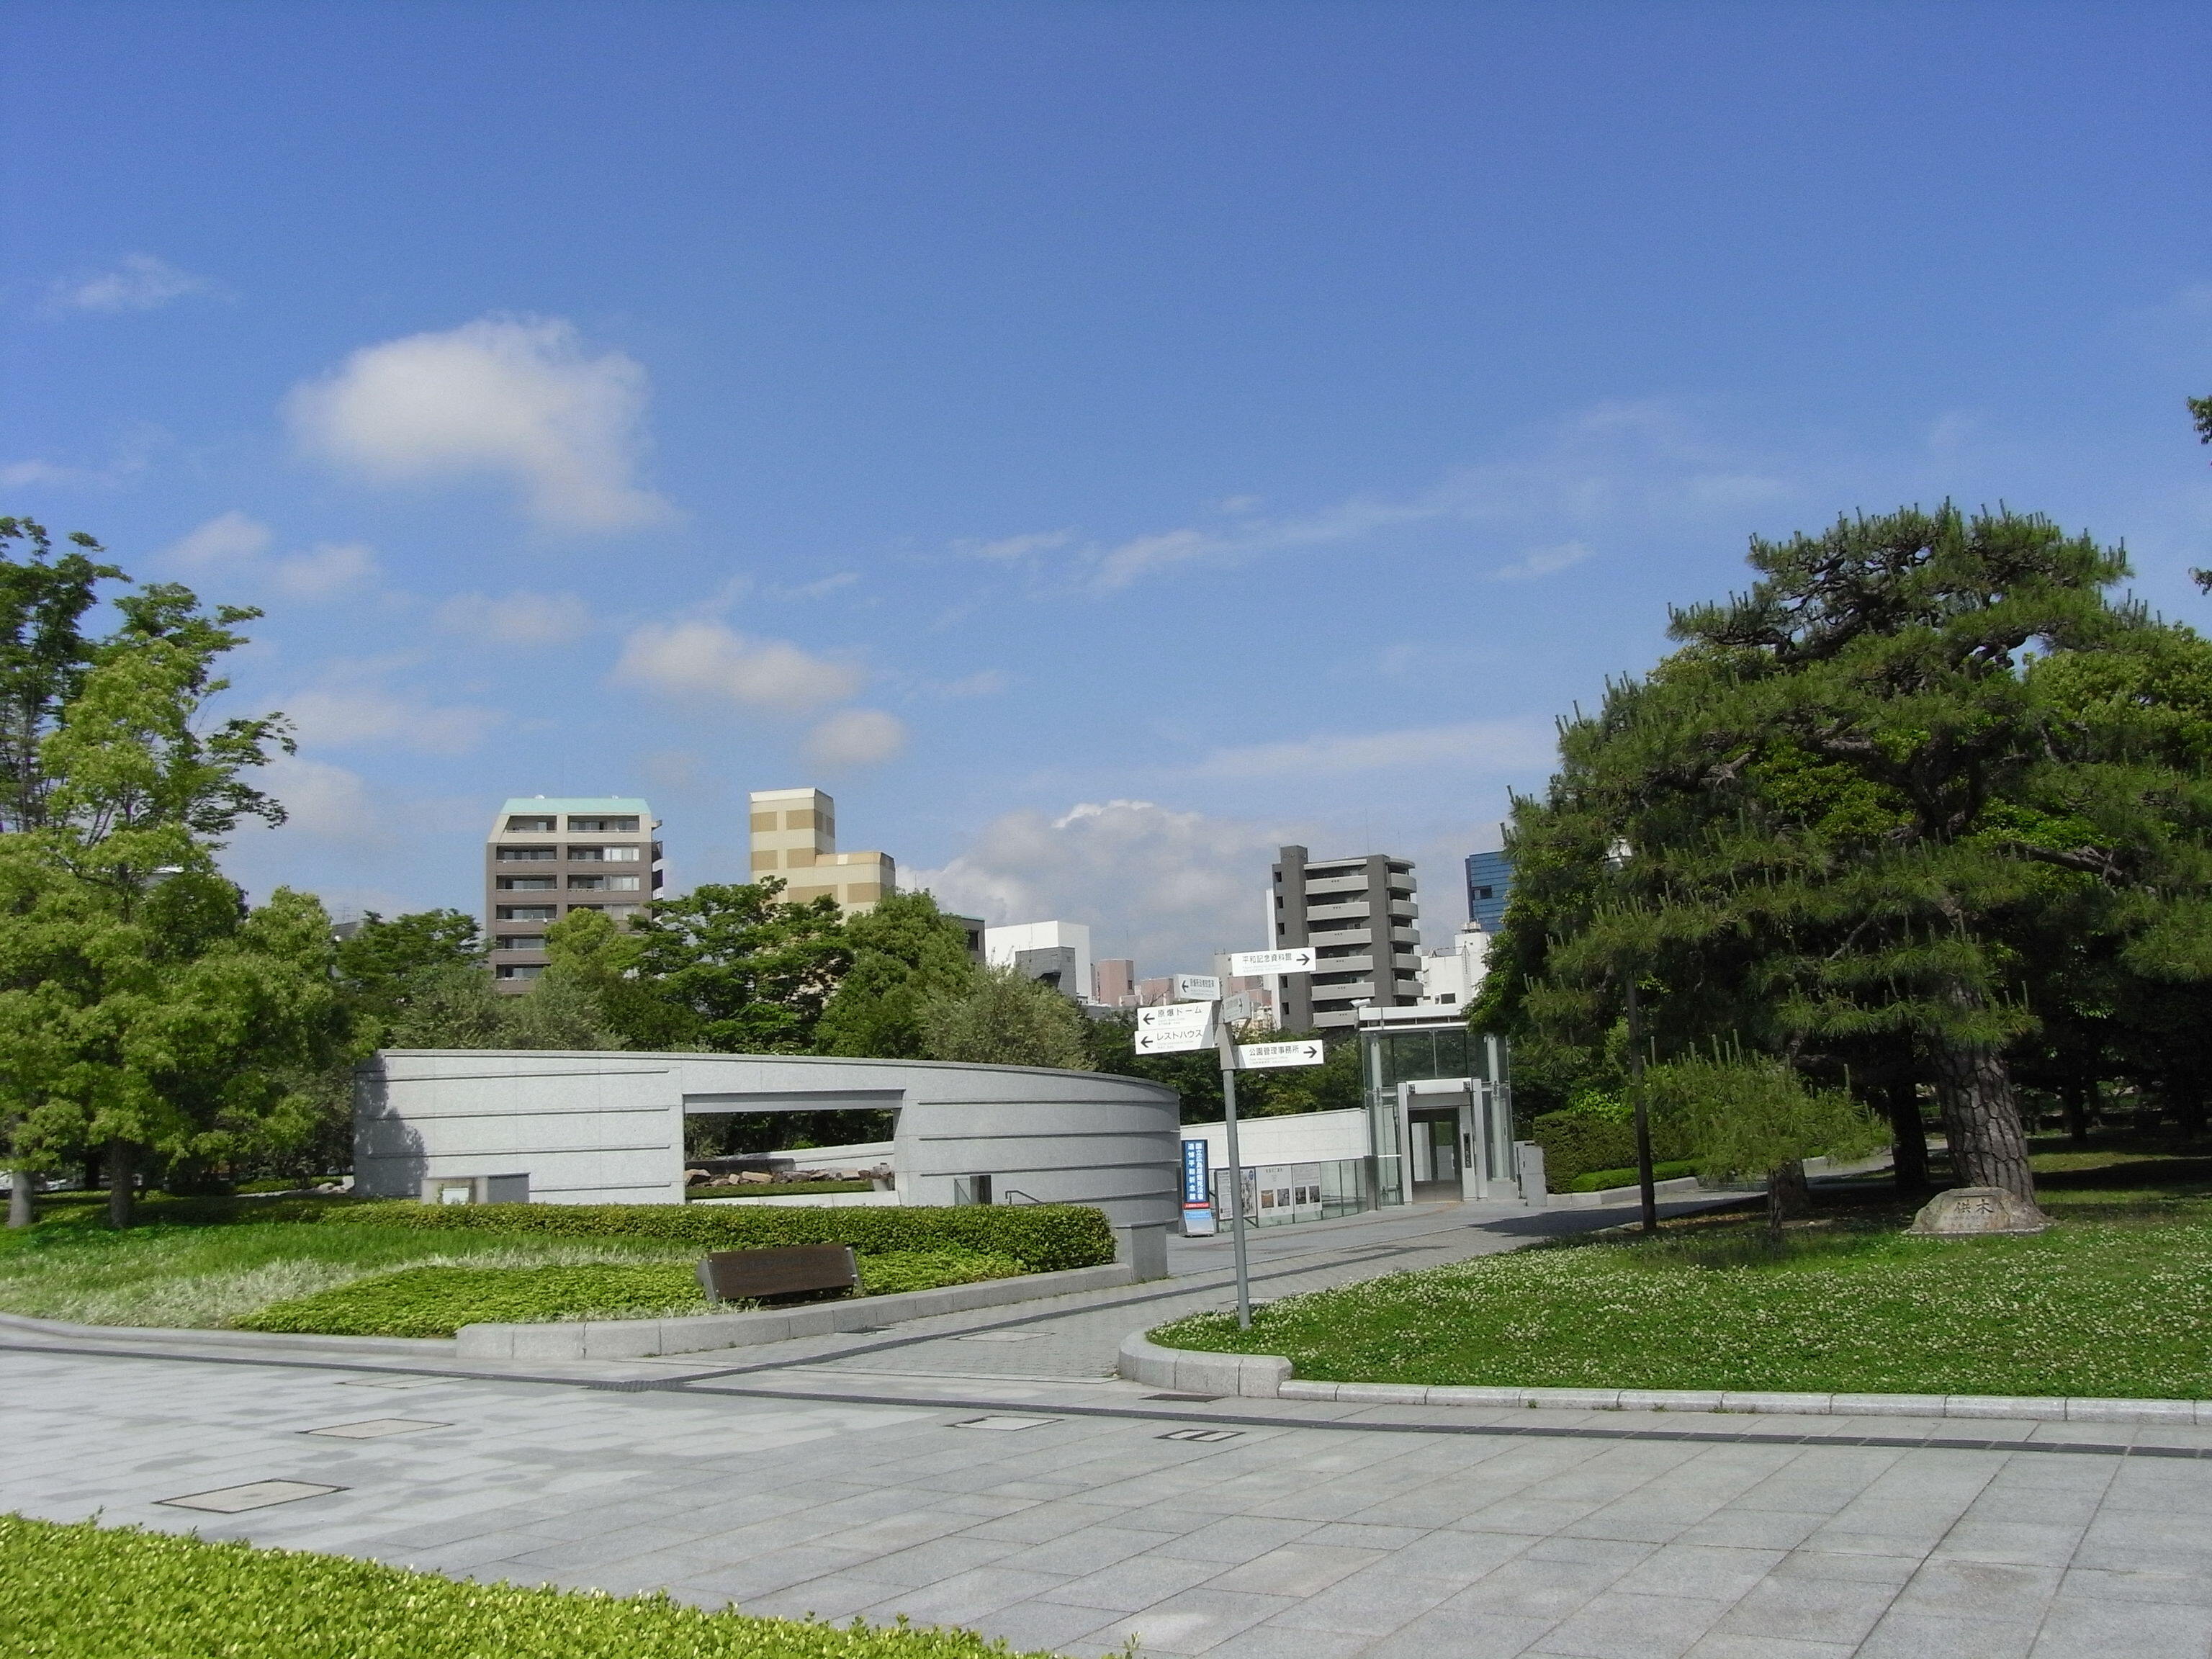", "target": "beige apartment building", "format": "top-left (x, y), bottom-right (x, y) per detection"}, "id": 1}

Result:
top-left (485, 796), bottom-right (662, 992)
top-left (748, 787), bottom-right (894, 914)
